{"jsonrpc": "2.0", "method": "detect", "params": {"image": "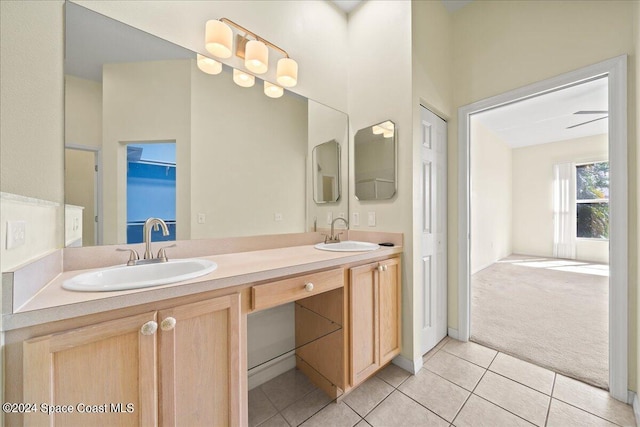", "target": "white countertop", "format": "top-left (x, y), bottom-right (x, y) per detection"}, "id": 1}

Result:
top-left (4, 244), bottom-right (402, 331)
